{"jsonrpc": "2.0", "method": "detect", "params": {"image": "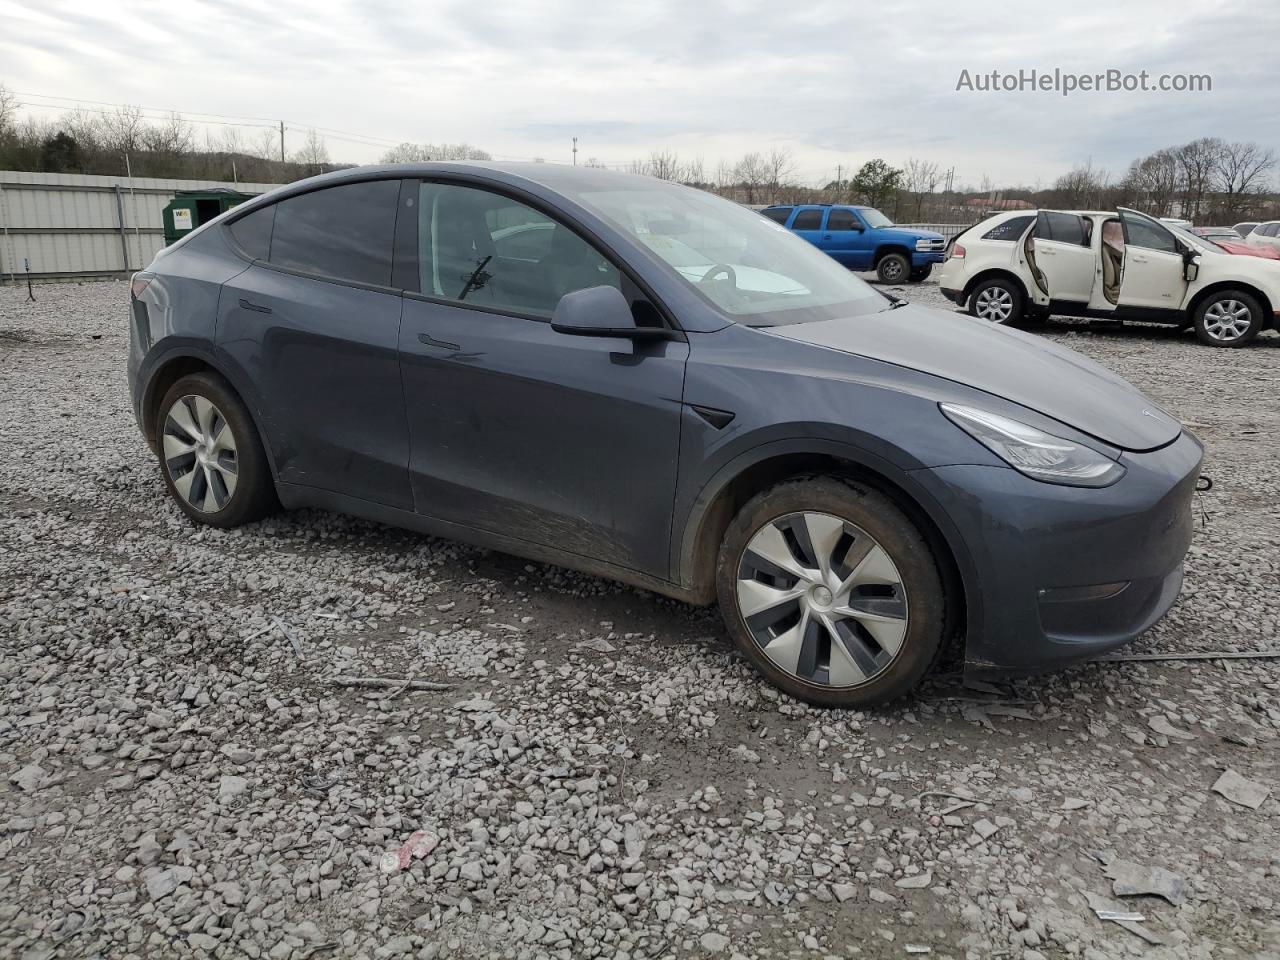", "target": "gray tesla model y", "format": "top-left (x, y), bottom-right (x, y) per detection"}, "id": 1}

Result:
top-left (128, 163), bottom-right (1202, 707)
